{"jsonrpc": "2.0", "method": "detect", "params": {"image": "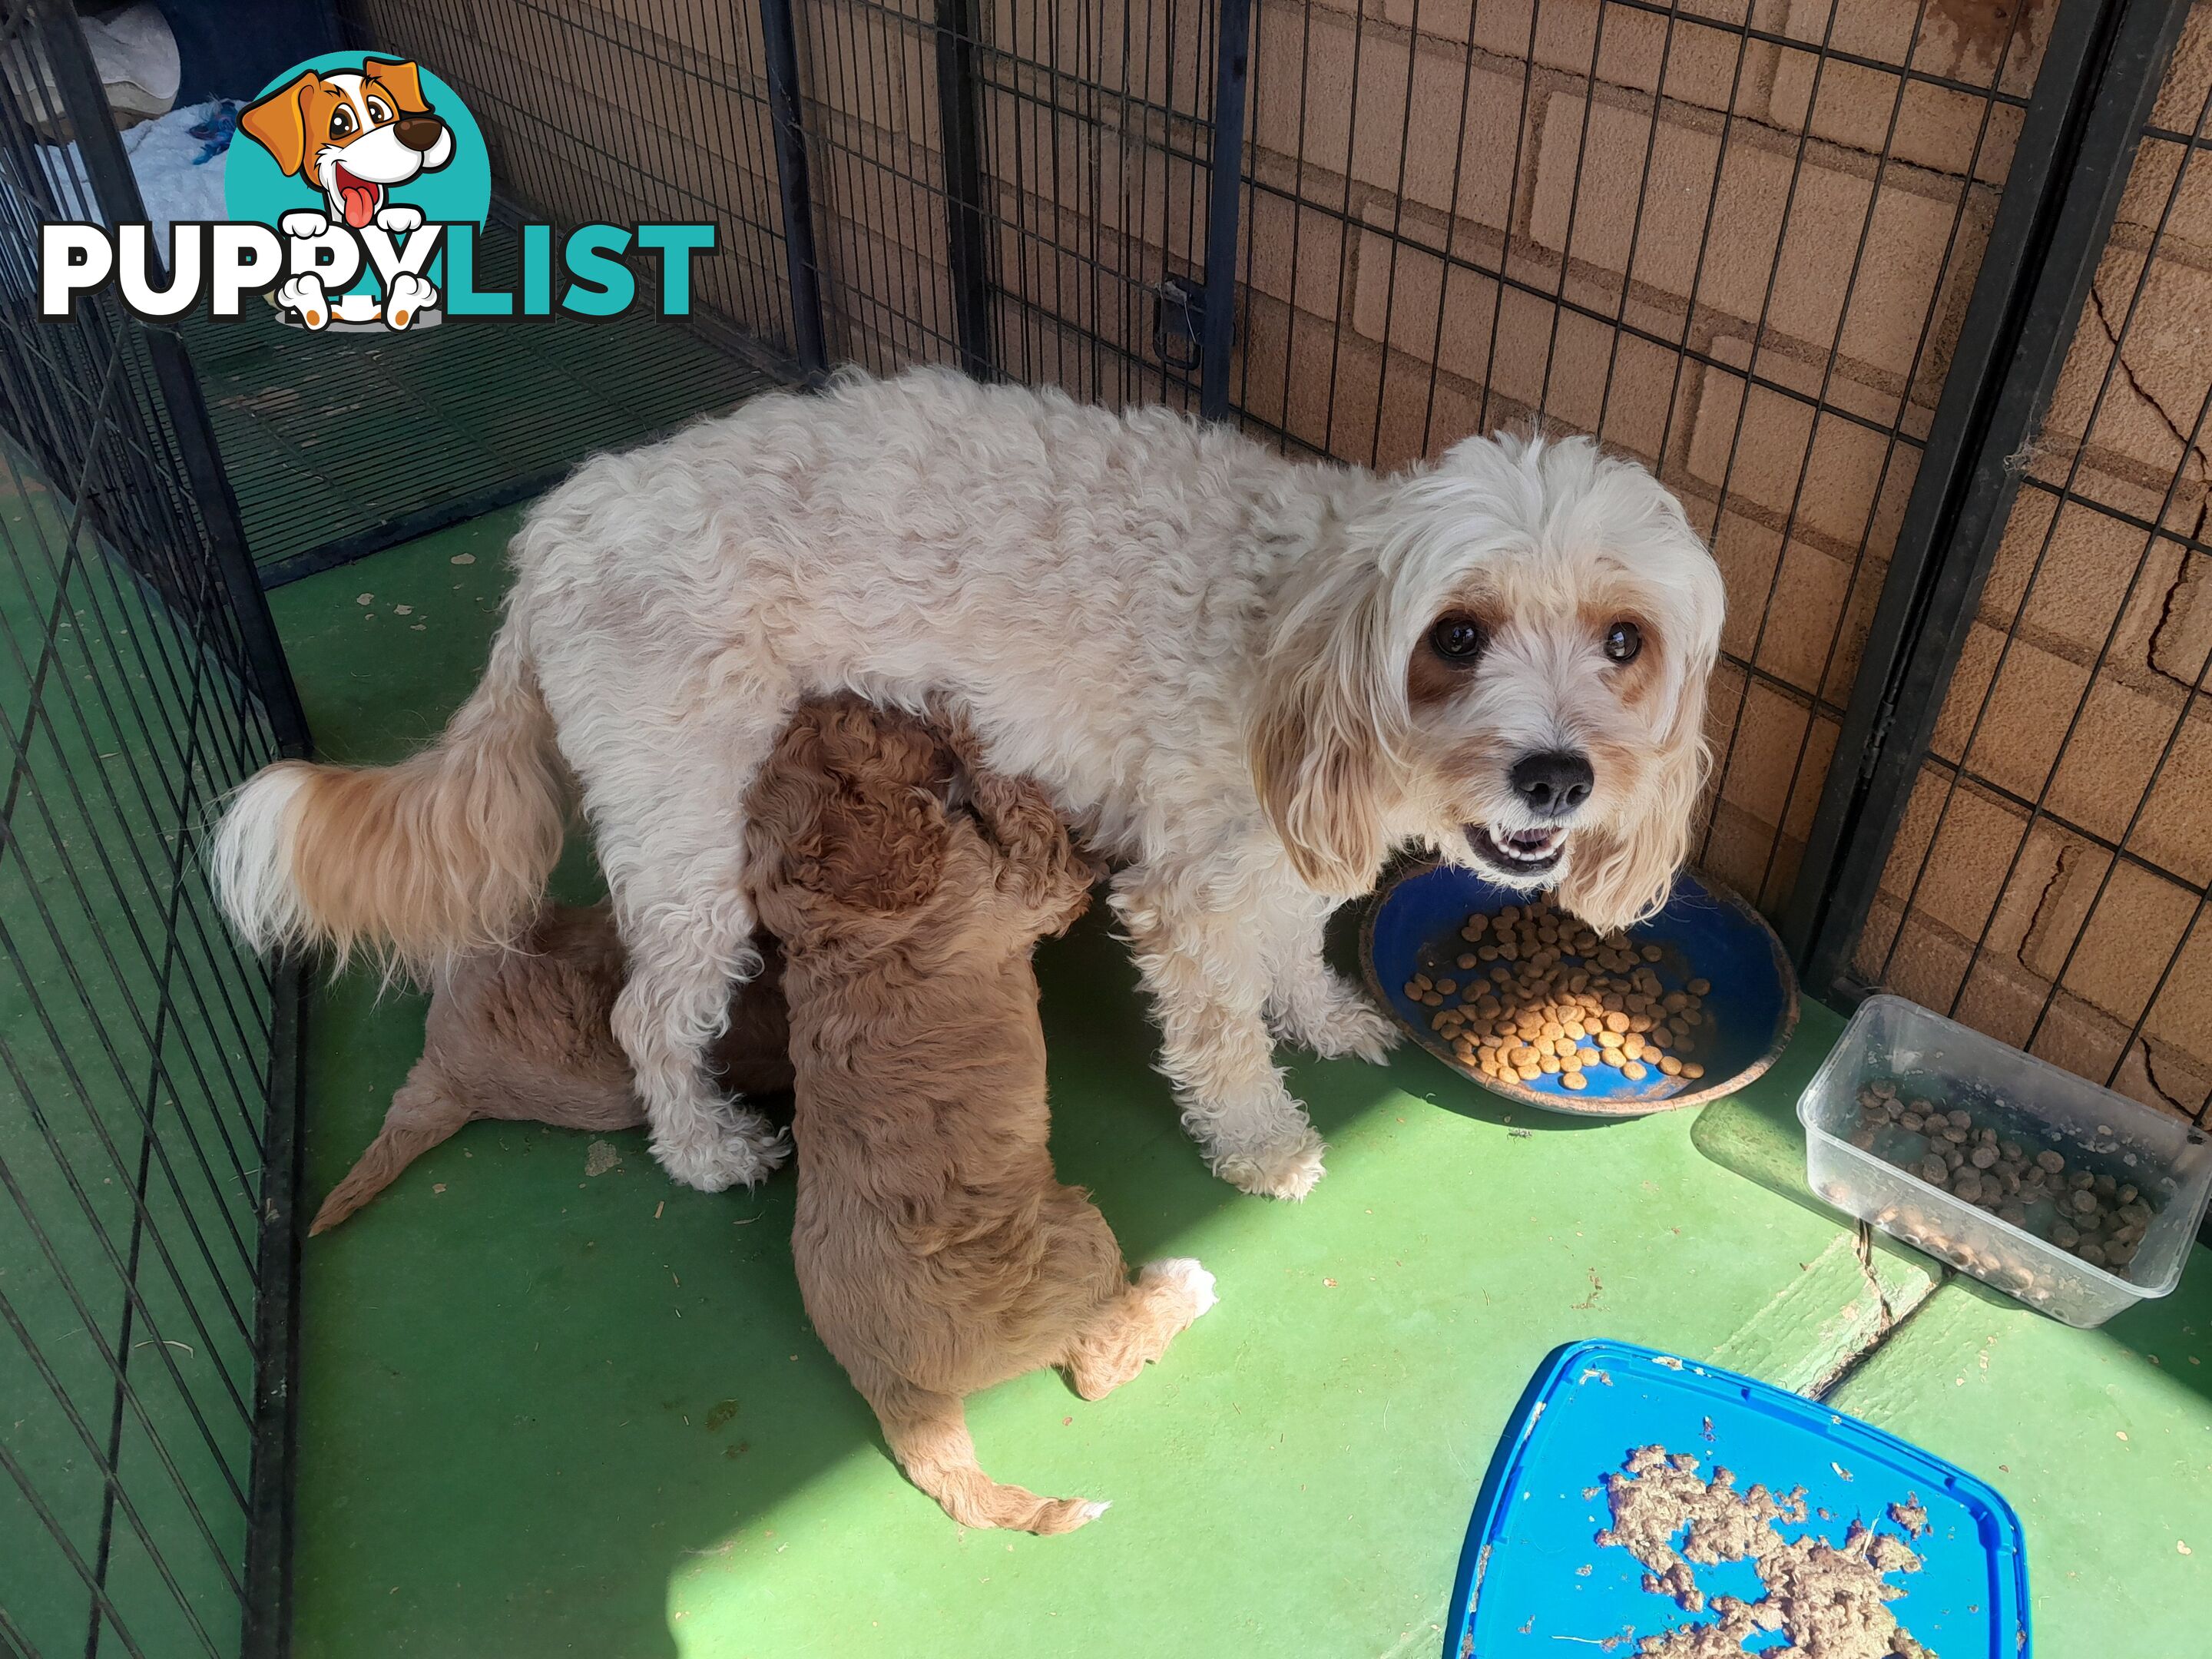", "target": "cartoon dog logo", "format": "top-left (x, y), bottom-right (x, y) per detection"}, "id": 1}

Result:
top-left (239, 59), bottom-right (452, 330)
